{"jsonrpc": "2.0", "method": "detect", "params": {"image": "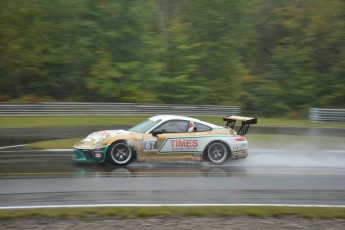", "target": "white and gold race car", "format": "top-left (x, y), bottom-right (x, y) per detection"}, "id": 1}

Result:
top-left (73, 115), bottom-right (257, 165)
